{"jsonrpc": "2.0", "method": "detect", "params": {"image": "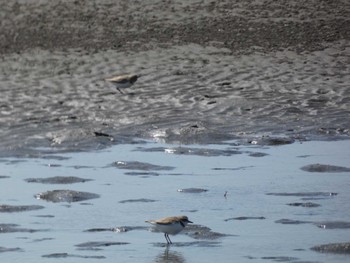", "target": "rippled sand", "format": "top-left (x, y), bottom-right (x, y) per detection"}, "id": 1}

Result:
top-left (1, 44), bottom-right (349, 155)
